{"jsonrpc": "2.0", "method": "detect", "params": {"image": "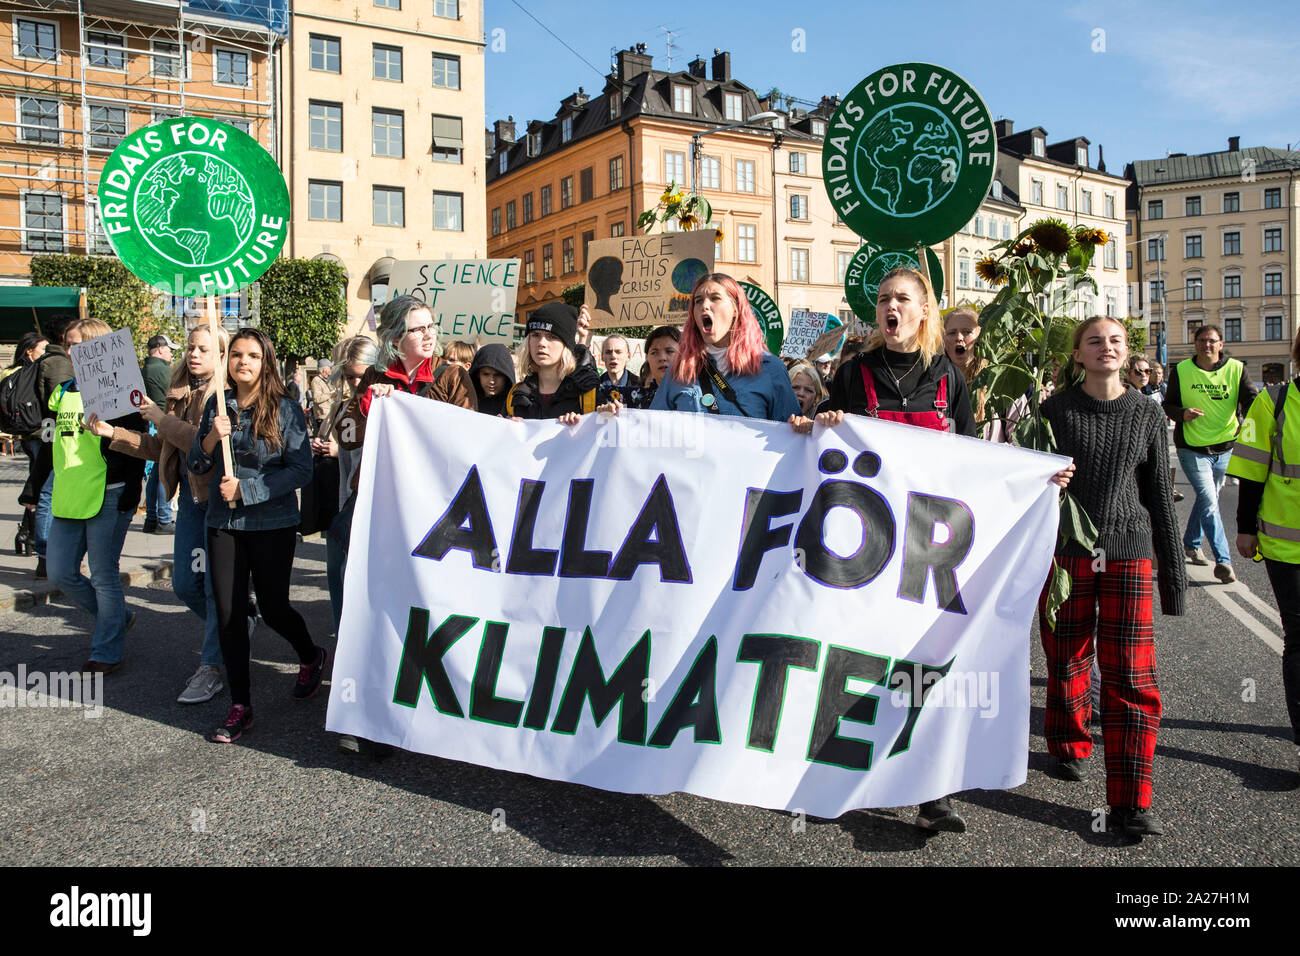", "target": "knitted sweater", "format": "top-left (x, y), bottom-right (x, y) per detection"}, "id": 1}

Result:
top-left (1042, 385), bottom-right (1186, 615)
